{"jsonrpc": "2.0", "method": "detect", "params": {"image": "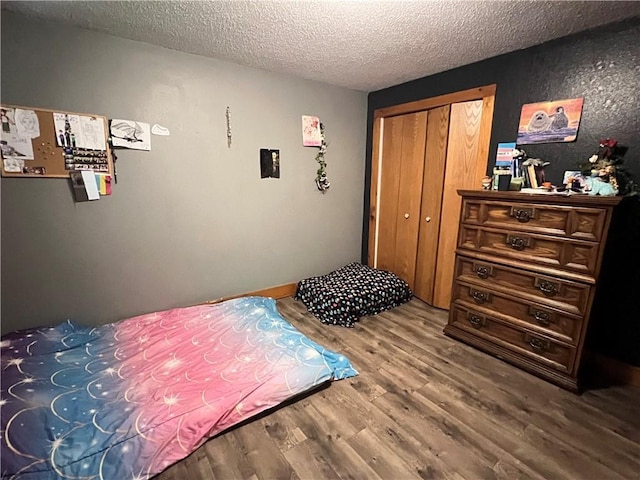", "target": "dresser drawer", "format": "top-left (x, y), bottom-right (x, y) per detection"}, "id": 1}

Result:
top-left (458, 225), bottom-right (599, 276)
top-left (449, 191), bottom-right (621, 390)
top-left (454, 256), bottom-right (591, 316)
top-left (450, 304), bottom-right (575, 373)
top-left (451, 281), bottom-right (582, 344)
top-left (461, 200), bottom-right (606, 241)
